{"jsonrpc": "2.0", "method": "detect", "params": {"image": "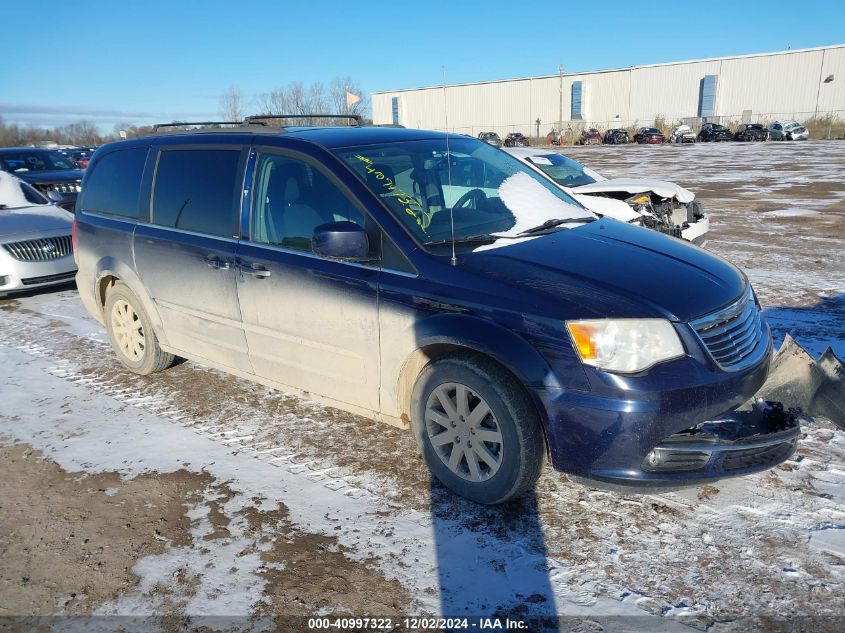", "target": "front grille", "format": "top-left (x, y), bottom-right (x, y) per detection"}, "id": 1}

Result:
top-left (21, 271), bottom-right (77, 286)
top-left (3, 235), bottom-right (73, 261)
top-left (690, 287), bottom-right (765, 370)
top-left (33, 181), bottom-right (81, 194)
